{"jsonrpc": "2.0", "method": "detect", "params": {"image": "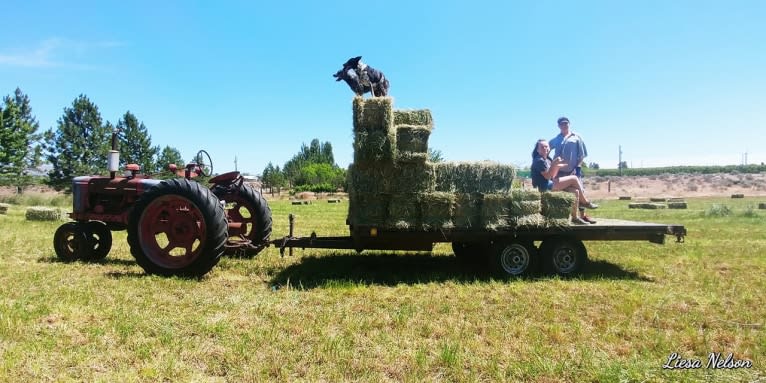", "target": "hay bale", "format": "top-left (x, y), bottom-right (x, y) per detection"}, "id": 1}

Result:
top-left (650, 197), bottom-right (667, 202)
top-left (348, 192), bottom-right (389, 226)
top-left (667, 197), bottom-right (685, 202)
top-left (509, 190), bottom-right (542, 218)
top-left (481, 193), bottom-right (513, 230)
top-left (347, 163), bottom-right (393, 194)
top-left (434, 161), bottom-right (515, 193)
top-left (396, 152), bottom-right (429, 164)
top-left (390, 161), bottom-right (436, 194)
top-left (353, 129), bottom-right (396, 164)
top-left (731, 194), bottom-right (745, 199)
top-left (25, 206), bottom-right (61, 221)
top-left (454, 193), bottom-right (482, 228)
top-left (353, 96), bottom-right (394, 133)
top-left (296, 191), bottom-right (316, 200)
top-left (628, 203), bottom-right (666, 209)
top-left (352, 97), bottom-right (397, 165)
top-left (393, 109), bottom-right (433, 127)
top-left (421, 192), bottom-right (456, 230)
top-left (396, 125), bottom-right (432, 155)
top-left (667, 201), bottom-right (687, 209)
top-left (758, 203), bottom-right (766, 210)
top-left (387, 193), bottom-right (421, 229)
top-left (0, 203), bottom-right (9, 215)
top-left (541, 192), bottom-right (575, 220)
top-left (618, 196), bottom-right (632, 200)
